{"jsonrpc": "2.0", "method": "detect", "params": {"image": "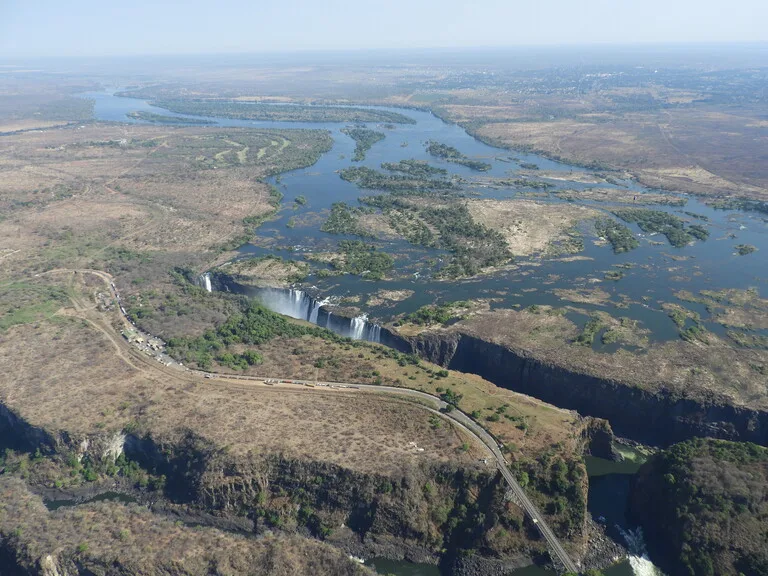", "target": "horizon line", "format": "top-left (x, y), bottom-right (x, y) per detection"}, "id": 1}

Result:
top-left (3, 40), bottom-right (768, 62)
